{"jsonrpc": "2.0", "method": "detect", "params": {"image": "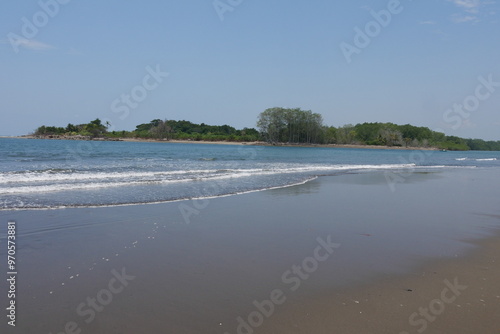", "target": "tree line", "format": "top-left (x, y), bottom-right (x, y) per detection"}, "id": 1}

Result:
top-left (132, 119), bottom-right (260, 141)
top-left (34, 119), bottom-right (109, 138)
top-left (32, 108), bottom-right (500, 150)
top-left (256, 107), bottom-right (500, 151)
top-left (33, 118), bottom-right (260, 142)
